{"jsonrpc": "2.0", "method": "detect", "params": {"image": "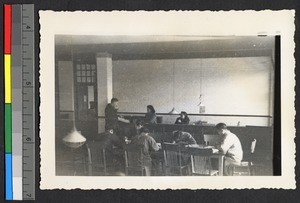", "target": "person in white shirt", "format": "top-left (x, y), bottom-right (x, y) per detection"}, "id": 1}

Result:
top-left (215, 123), bottom-right (243, 176)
